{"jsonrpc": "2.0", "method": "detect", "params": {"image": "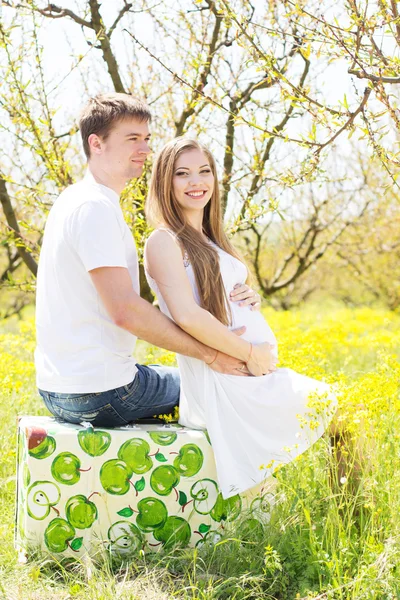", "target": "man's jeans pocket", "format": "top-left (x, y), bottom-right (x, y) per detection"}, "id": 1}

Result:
top-left (38, 389), bottom-right (129, 427)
